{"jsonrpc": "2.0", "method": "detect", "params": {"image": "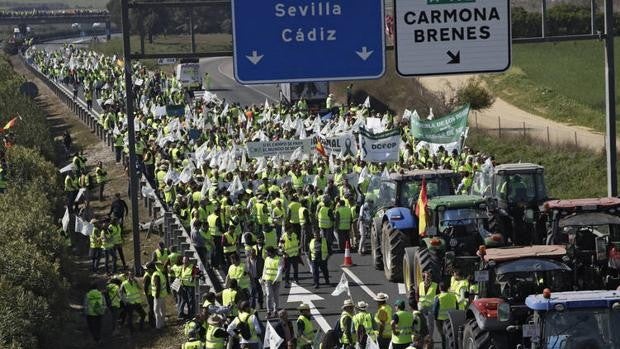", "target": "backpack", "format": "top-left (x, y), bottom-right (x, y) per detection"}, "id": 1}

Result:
top-left (236, 315), bottom-right (252, 340)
